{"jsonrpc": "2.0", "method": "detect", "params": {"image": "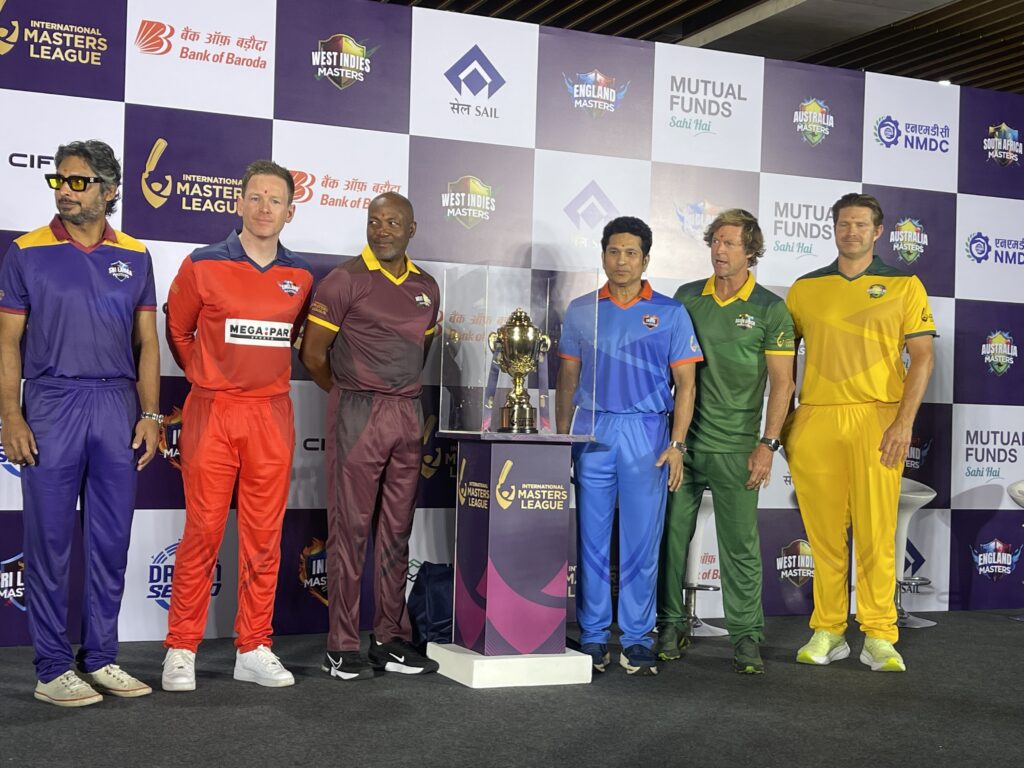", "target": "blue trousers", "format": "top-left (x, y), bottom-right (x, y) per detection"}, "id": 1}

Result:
top-left (573, 411), bottom-right (669, 649)
top-left (21, 377), bottom-right (138, 682)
